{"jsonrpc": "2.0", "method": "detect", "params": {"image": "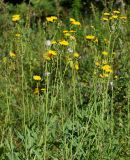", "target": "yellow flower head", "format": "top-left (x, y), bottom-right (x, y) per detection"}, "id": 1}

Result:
top-left (12, 15), bottom-right (20, 21)
top-left (119, 16), bottom-right (127, 20)
top-left (12, 14), bottom-right (20, 22)
top-left (43, 50), bottom-right (57, 60)
top-left (34, 88), bottom-right (39, 94)
top-left (63, 30), bottom-right (69, 33)
top-left (15, 33), bottom-right (21, 37)
top-left (71, 21), bottom-right (81, 26)
top-left (113, 10), bottom-right (120, 14)
top-left (73, 52), bottom-right (79, 58)
top-left (46, 16), bottom-right (58, 22)
top-left (70, 30), bottom-right (76, 33)
top-left (86, 35), bottom-right (95, 40)
top-left (102, 51), bottom-right (108, 56)
top-left (70, 18), bottom-right (76, 22)
top-left (99, 73), bottom-right (109, 78)
top-left (110, 15), bottom-right (118, 19)
top-left (33, 75), bottom-right (42, 81)
top-left (74, 63), bottom-right (79, 70)
top-left (102, 17), bottom-right (109, 21)
top-left (9, 51), bottom-right (16, 57)
top-left (103, 12), bottom-right (110, 16)
top-left (102, 65), bottom-right (112, 73)
top-left (59, 40), bottom-right (69, 46)
top-left (95, 62), bottom-right (100, 66)
top-left (34, 88), bottom-right (46, 94)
